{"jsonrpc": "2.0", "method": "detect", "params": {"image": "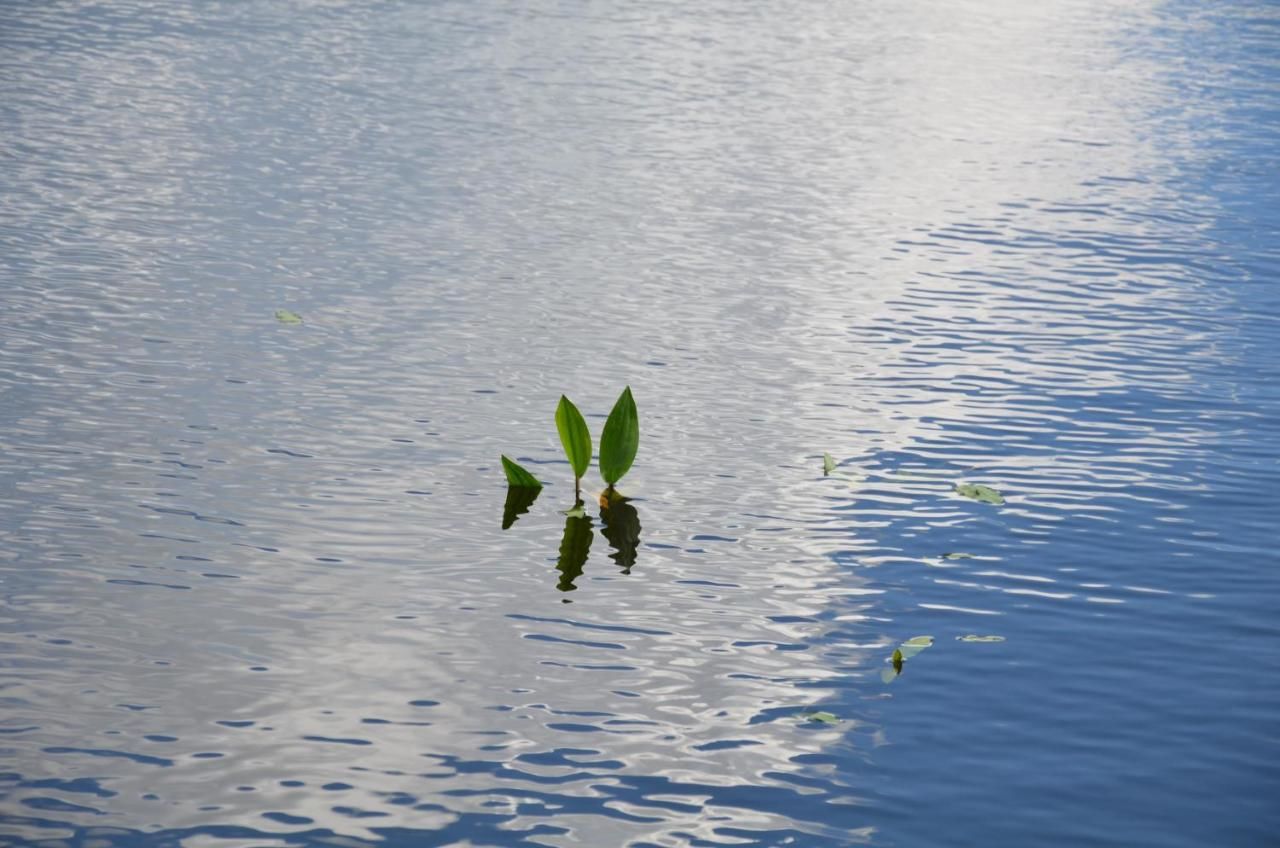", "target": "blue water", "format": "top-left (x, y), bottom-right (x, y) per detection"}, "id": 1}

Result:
top-left (1, 1), bottom-right (1278, 846)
